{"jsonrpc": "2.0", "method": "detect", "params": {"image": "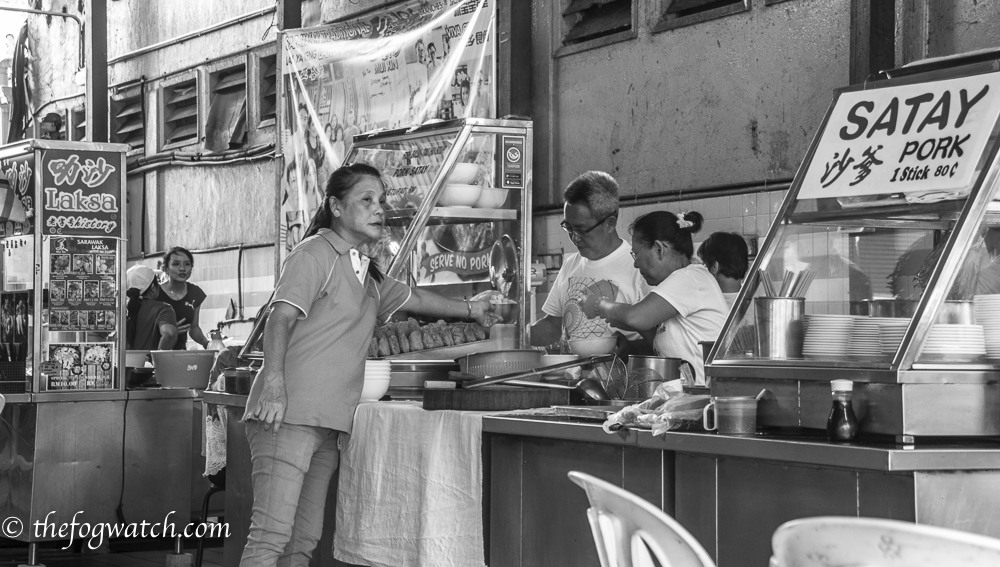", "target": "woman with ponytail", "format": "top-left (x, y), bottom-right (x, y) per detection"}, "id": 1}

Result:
top-left (240, 162), bottom-right (503, 567)
top-left (125, 265), bottom-right (178, 351)
top-left (581, 210), bottom-right (728, 385)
